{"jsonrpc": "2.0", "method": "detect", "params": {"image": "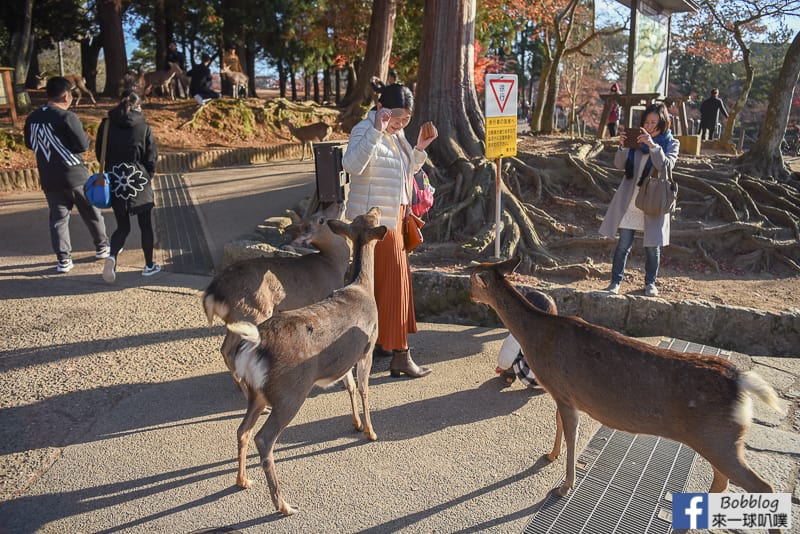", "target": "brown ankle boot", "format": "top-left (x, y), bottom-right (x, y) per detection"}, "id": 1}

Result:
top-left (390, 349), bottom-right (432, 378)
